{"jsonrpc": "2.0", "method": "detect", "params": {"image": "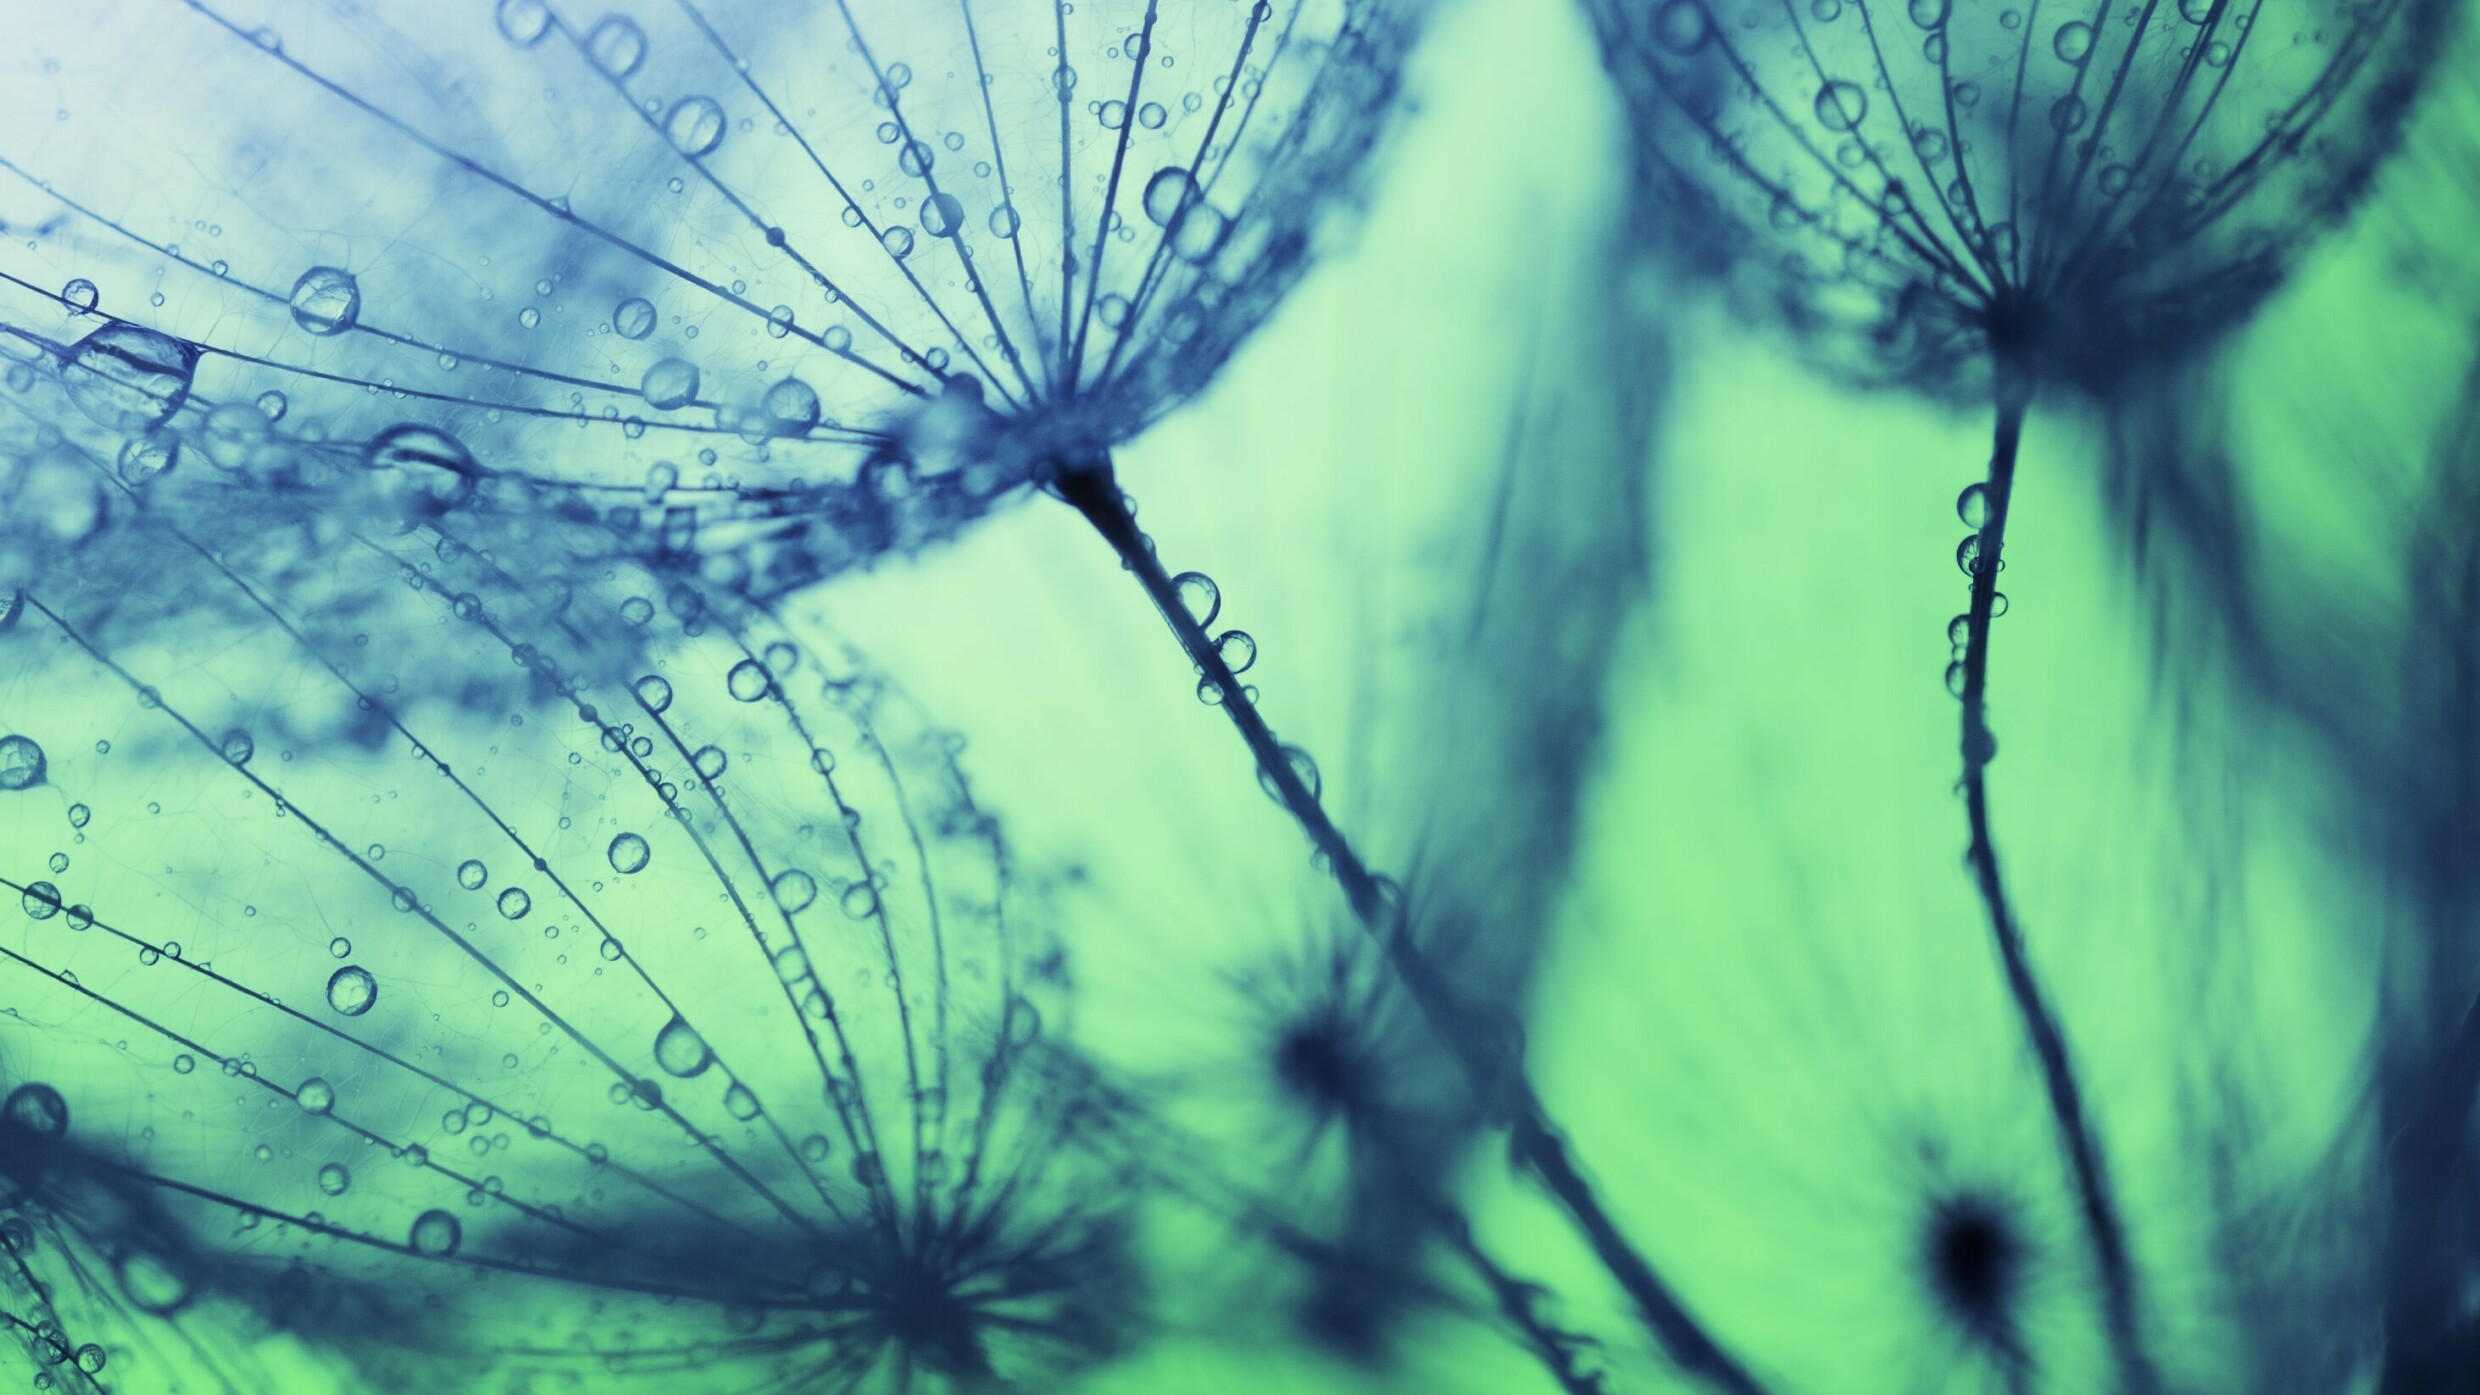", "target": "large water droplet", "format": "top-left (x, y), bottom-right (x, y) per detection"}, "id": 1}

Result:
top-left (1652, 0), bottom-right (1711, 53)
top-left (664, 97), bottom-right (727, 157)
top-left (608, 832), bottom-right (650, 874)
top-left (496, 0), bottom-right (551, 45)
top-left (288, 266), bottom-right (361, 335)
top-left (1815, 80), bottom-right (1868, 133)
top-left (763, 378), bottom-right (821, 432)
top-left (920, 193), bottom-right (965, 238)
top-left (295, 1078), bottom-right (335, 1114)
top-left (2052, 20), bottom-right (2094, 62)
top-left (317, 1162), bottom-right (351, 1196)
top-left (584, 15), bottom-right (647, 77)
top-left (1143, 167), bottom-right (1196, 227)
top-left (613, 297), bottom-right (657, 340)
top-left (0, 735), bottom-right (46, 791)
top-left (653, 1016), bottom-right (713, 1078)
top-left (1172, 571), bottom-right (1220, 628)
top-left (326, 965), bottom-right (377, 1017)
top-left (409, 1209), bottom-right (462, 1257)
top-left (3, 1083), bottom-right (68, 1139)
top-left (641, 359), bottom-right (700, 411)
top-left (62, 324), bottom-right (197, 433)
